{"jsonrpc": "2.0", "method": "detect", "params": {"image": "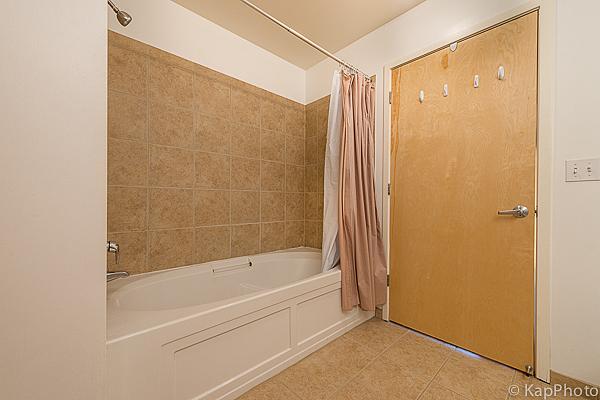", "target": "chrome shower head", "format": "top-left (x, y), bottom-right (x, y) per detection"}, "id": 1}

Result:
top-left (116, 10), bottom-right (132, 26)
top-left (108, 0), bottom-right (132, 27)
